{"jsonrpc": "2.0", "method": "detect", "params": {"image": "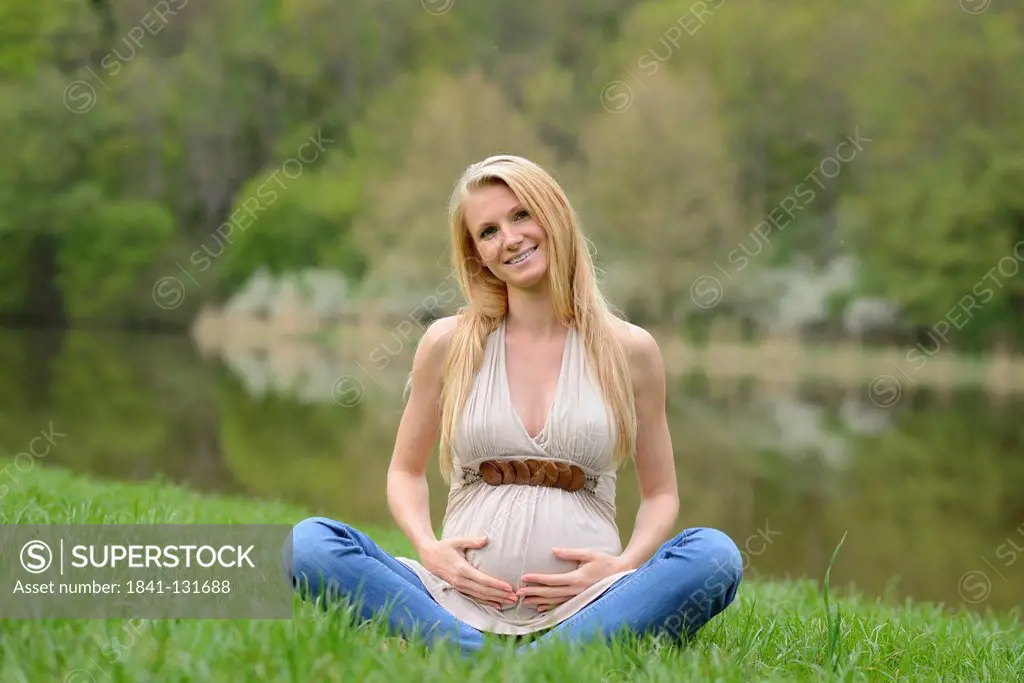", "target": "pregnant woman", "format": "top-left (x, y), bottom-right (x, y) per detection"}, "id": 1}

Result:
top-left (285, 154), bottom-right (743, 655)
